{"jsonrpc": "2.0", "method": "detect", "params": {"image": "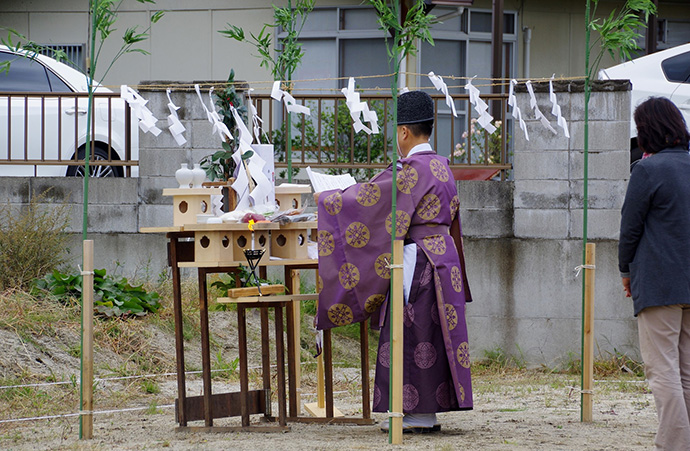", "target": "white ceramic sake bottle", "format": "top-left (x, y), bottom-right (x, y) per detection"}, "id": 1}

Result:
top-left (175, 163), bottom-right (193, 189)
top-left (191, 163), bottom-right (206, 189)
